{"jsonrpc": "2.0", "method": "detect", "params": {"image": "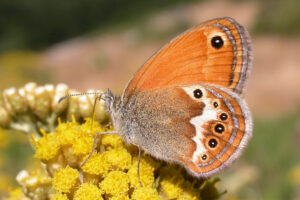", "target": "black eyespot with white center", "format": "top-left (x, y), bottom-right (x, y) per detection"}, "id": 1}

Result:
top-left (193, 89), bottom-right (203, 99)
top-left (208, 138), bottom-right (218, 148)
top-left (201, 154), bottom-right (207, 161)
top-left (214, 124), bottom-right (225, 134)
top-left (211, 36), bottom-right (224, 49)
top-left (220, 113), bottom-right (228, 121)
top-left (213, 101), bottom-right (218, 108)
